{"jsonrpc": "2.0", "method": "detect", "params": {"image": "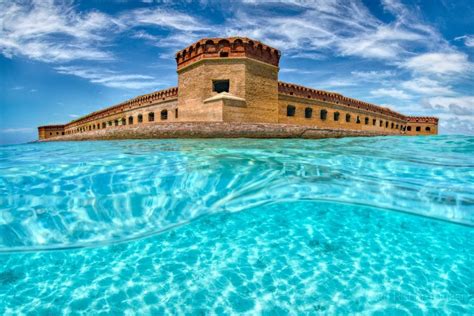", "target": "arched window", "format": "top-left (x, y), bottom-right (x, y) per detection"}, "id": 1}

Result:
top-left (114, 120), bottom-right (119, 126)
top-left (102, 122), bottom-right (106, 128)
top-left (356, 116), bottom-right (361, 124)
top-left (416, 126), bottom-right (421, 132)
top-left (305, 107), bottom-right (312, 118)
top-left (396, 124), bottom-right (399, 129)
top-left (287, 105), bottom-right (295, 117)
top-left (161, 110), bottom-right (168, 120)
top-left (175, 108), bottom-right (178, 119)
top-left (425, 126), bottom-right (431, 132)
top-left (345, 113), bottom-right (351, 122)
top-left (380, 120), bottom-right (383, 127)
top-left (365, 117), bottom-right (369, 125)
top-left (128, 116), bottom-right (133, 125)
top-left (334, 112), bottom-right (340, 121)
top-left (121, 118), bottom-right (126, 125)
top-left (391, 122), bottom-right (394, 129)
top-left (373, 119), bottom-right (376, 126)
top-left (385, 121), bottom-right (389, 128)
top-left (148, 112), bottom-right (155, 122)
top-left (407, 126), bottom-right (412, 131)
top-left (108, 121), bottom-right (112, 126)
top-left (138, 114), bottom-right (143, 123)
top-left (320, 109), bottom-right (328, 120)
